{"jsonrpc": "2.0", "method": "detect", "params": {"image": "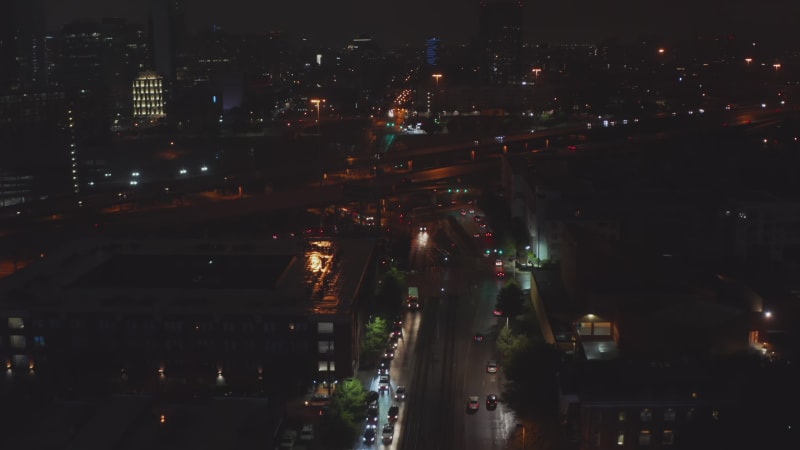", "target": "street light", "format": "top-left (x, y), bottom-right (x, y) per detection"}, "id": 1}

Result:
top-left (431, 74), bottom-right (443, 116)
top-left (310, 98), bottom-right (324, 135)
